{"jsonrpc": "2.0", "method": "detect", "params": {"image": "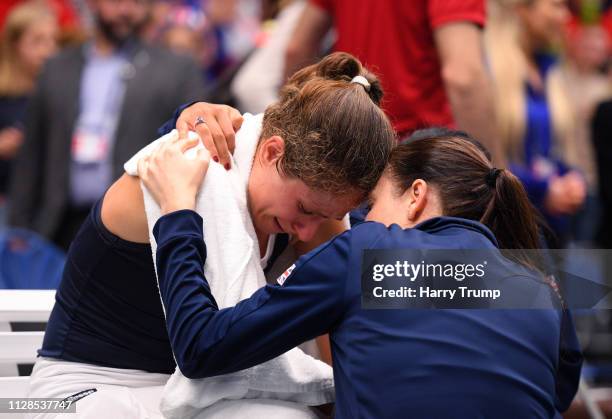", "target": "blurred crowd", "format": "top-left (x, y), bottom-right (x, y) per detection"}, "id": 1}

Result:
top-left (0, 0), bottom-right (611, 399)
top-left (1, 0), bottom-right (610, 251)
